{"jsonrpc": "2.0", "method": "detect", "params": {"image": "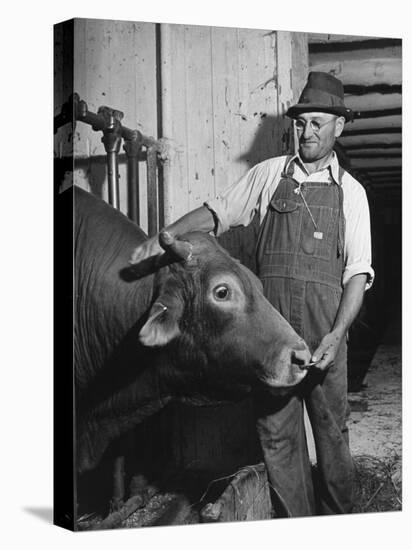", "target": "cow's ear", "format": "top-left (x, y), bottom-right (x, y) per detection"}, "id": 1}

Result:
top-left (139, 300), bottom-right (182, 347)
